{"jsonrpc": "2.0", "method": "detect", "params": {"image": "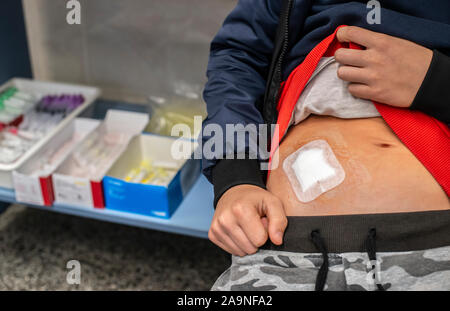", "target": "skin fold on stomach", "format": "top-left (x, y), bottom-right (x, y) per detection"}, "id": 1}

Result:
top-left (266, 115), bottom-right (450, 217)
